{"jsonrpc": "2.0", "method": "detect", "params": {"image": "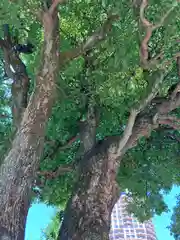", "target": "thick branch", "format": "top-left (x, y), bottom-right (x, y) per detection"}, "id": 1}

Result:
top-left (60, 15), bottom-right (119, 64)
top-left (113, 90), bottom-right (180, 158)
top-left (113, 70), bottom-right (164, 157)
